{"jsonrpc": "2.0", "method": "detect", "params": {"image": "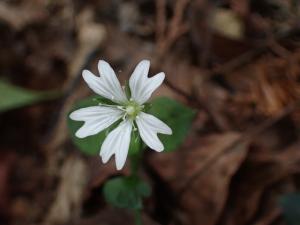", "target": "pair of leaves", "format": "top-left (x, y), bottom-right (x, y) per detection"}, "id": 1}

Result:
top-left (0, 80), bottom-right (58, 113)
top-left (280, 193), bottom-right (300, 225)
top-left (103, 176), bottom-right (151, 210)
top-left (67, 96), bottom-right (195, 155)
